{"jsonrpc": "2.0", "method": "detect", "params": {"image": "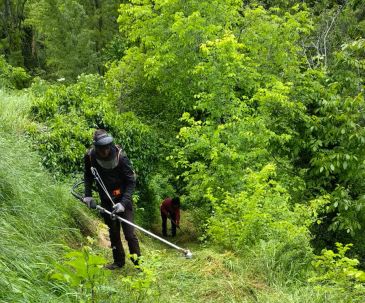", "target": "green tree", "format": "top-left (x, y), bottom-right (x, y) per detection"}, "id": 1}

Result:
top-left (170, 4), bottom-right (311, 223)
top-left (109, 0), bottom-right (242, 129)
top-left (25, 0), bottom-right (97, 79)
top-left (0, 0), bottom-right (32, 67)
top-left (25, 0), bottom-right (121, 80)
